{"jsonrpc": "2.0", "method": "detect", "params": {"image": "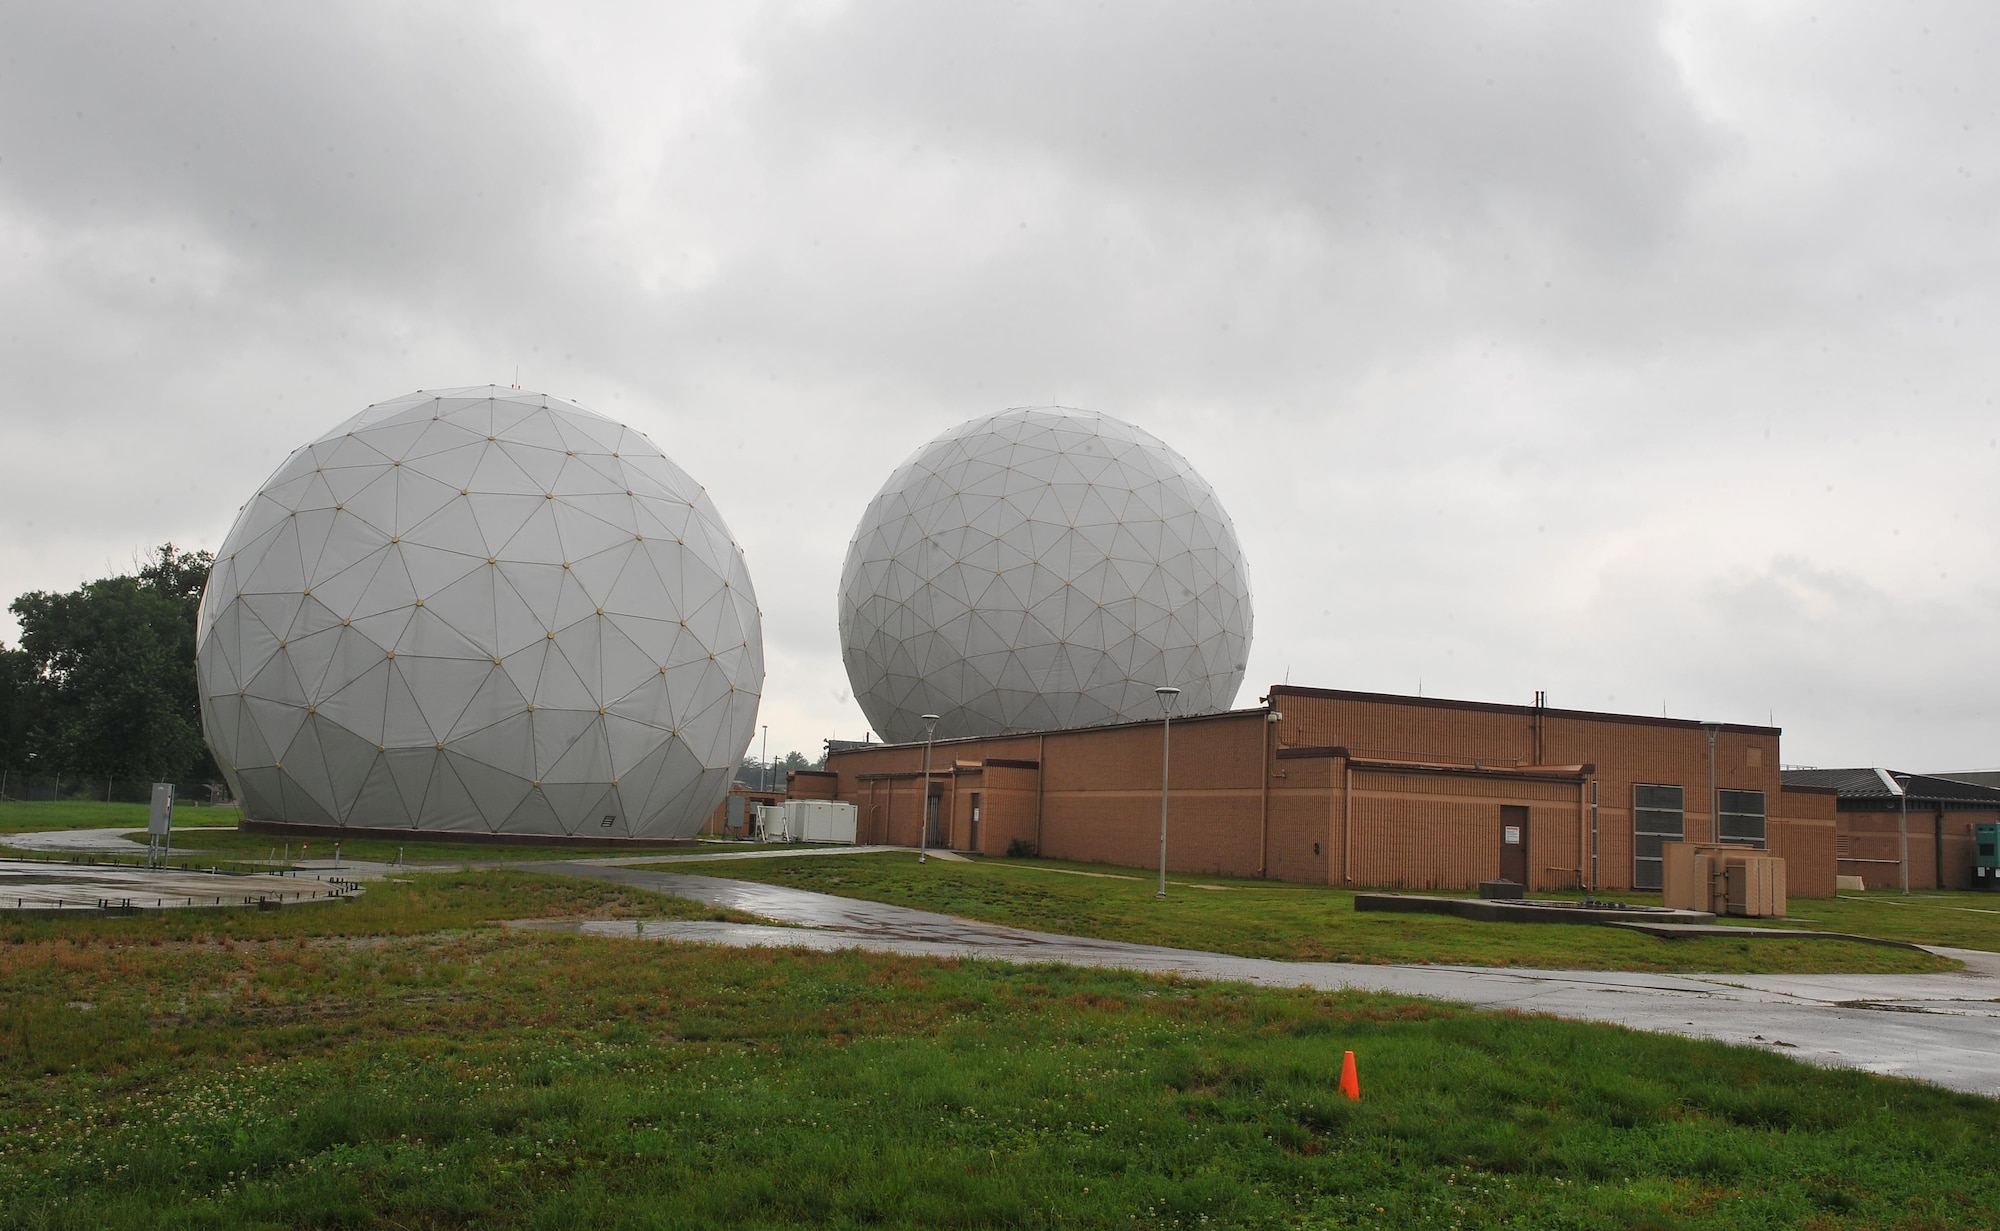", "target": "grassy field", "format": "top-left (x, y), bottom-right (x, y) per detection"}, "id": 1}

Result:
top-left (667, 852), bottom-right (1962, 974)
top-left (0, 871), bottom-right (1993, 1229)
top-left (0, 799), bottom-right (241, 834)
top-left (1770, 889), bottom-right (2000, 951)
